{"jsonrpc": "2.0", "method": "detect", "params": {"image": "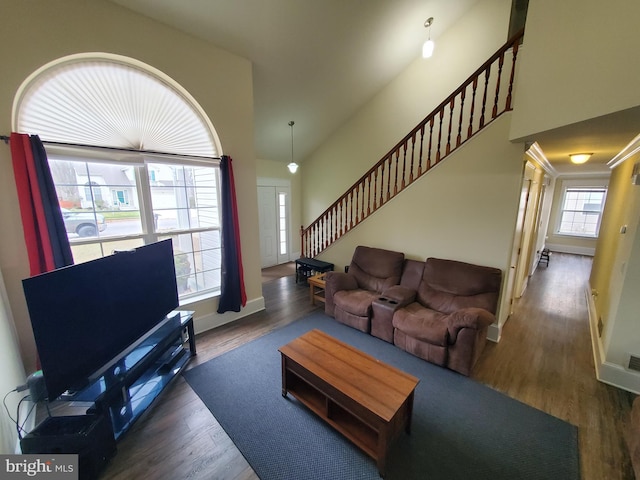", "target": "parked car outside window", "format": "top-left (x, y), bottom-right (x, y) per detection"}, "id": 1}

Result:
top-left (61, 208), bottom-right (107, 238)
